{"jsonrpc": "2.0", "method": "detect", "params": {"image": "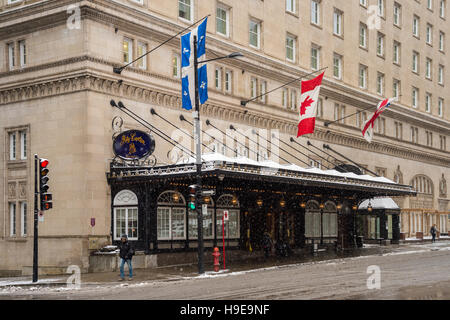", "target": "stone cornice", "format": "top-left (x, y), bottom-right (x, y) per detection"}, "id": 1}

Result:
top-left (1, 67), bottom-right (448, 168)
